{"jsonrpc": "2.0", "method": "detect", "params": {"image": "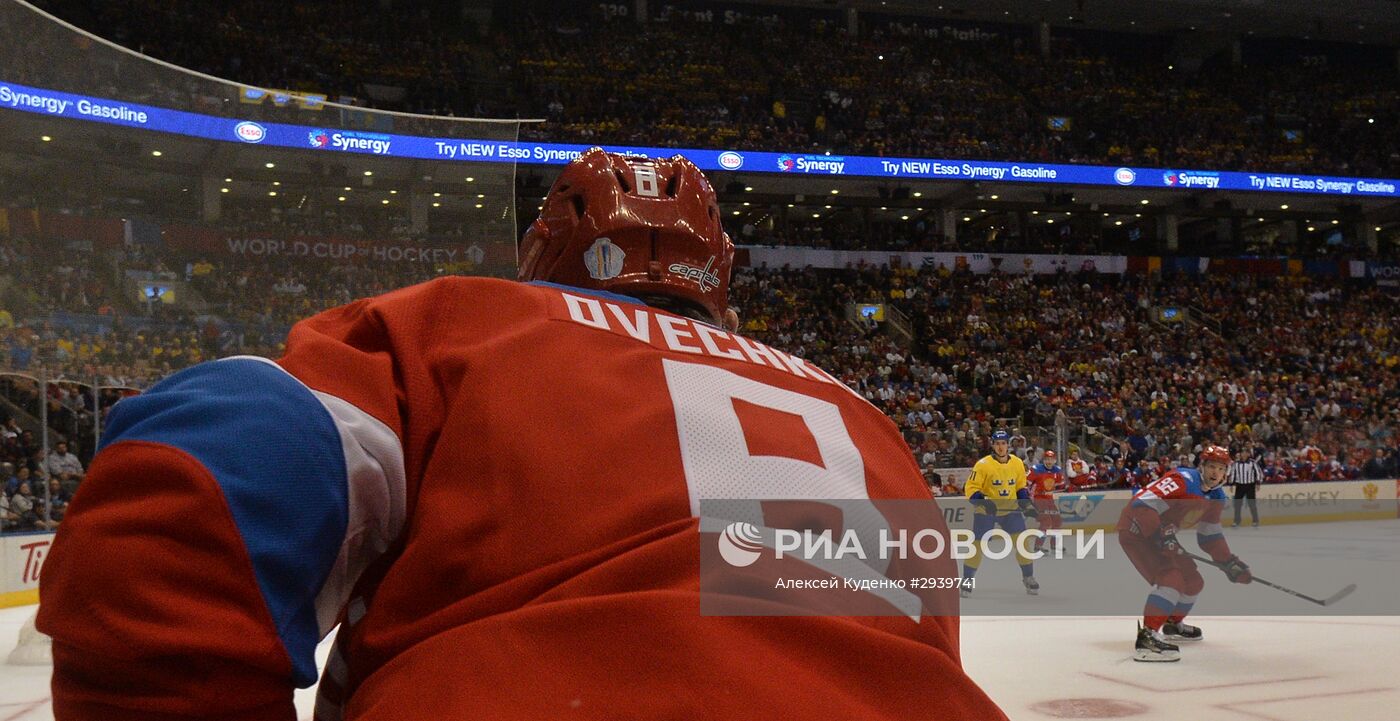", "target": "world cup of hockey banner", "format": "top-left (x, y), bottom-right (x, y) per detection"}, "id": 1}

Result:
top-left (1367, 262), bottom-right (1400, 286)
top-left (158, 226), bottom-right (516, 274)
